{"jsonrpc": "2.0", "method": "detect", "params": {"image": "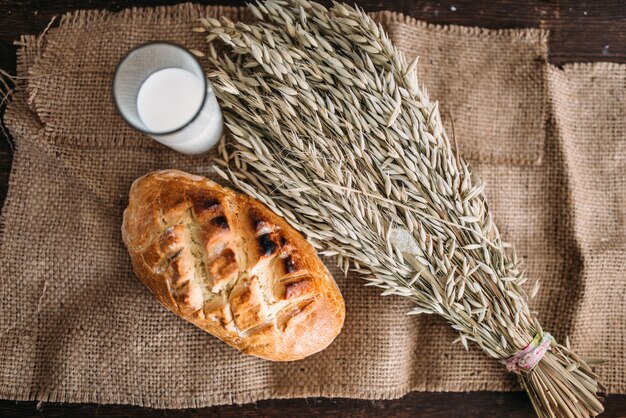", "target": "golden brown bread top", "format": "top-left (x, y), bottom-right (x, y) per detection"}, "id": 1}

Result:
top-left (121, 169), bottom-right (345, 361)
